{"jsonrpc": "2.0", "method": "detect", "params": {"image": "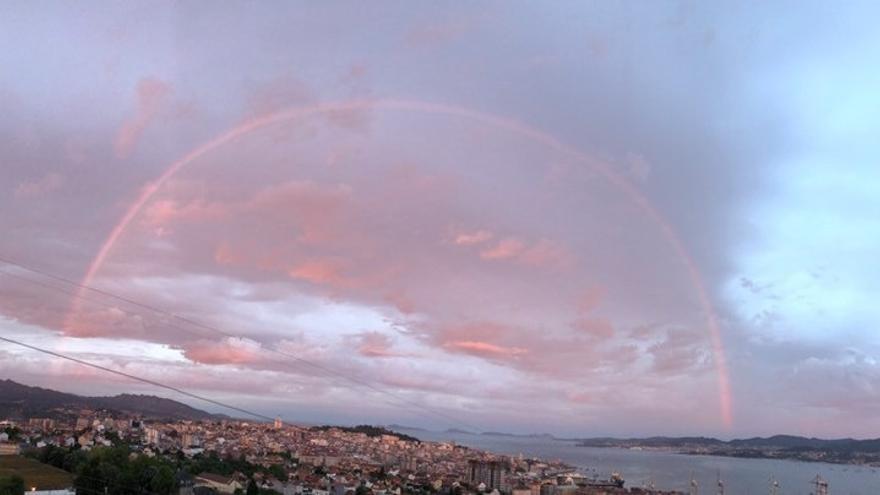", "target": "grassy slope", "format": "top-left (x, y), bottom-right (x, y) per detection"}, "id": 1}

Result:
top-left (0, 455), bottom-right (73, 490)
